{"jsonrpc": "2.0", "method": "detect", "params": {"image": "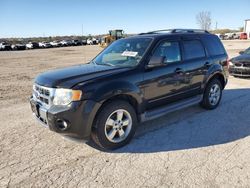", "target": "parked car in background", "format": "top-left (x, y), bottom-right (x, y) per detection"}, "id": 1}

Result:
top-left (215, 34), bottom-right (225, 40)
top-left (60, 40), bottom-right (72, 46)
top-left (224, 33), bottom-right (235, 40)
top-left (240, 33), bottom-right (248, 40)
top-left (233, 33), bottom-right (240, 39)
top-left (87, 39), bottom-right (93, 45)
top-left (39, 42), bottom-right (46, 48)
top-left (44, 42), bottom-right (53, 48)
top-left (26, 42), bottom-right (33, 49)
top-left (82, 39), bottom-right (87, 45)
top-left (50, 41), bottom-right (60, 47)
top-left (59, 40), bottom-right (67, 46)
top-left (26, 42), bottom-right (39, 49)
top-left (0, 42), bottom-right (12, 51)
top-left (72, 40), bottom-right (82, 46)
top-left (229, 47), bottom-right (250, 77)
top-left (91, 38), bottom-right (99, 45)
top-left (32, 42), bottom-right (40, 49)
top-left (12, 44), bottom-right (26, 50)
